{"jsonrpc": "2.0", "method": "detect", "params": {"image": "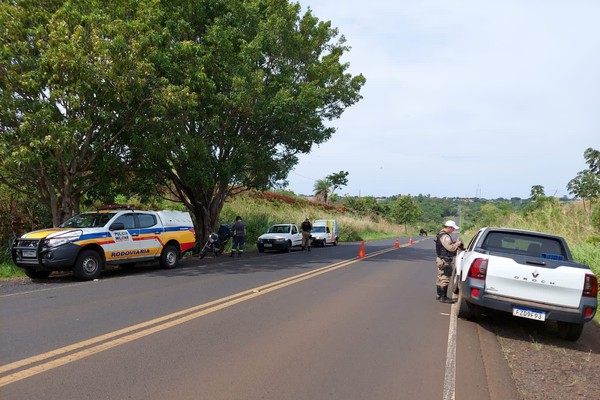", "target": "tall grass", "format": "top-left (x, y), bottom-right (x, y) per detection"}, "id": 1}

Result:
top-left (219, 193), bottom-right (406, 244)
